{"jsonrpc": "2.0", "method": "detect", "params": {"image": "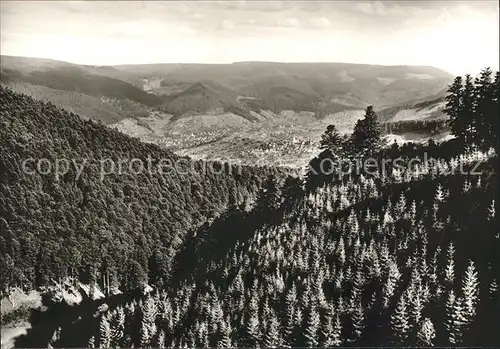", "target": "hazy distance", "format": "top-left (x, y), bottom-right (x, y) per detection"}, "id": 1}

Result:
top-left (1, 0), bottom-right (499, 75)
